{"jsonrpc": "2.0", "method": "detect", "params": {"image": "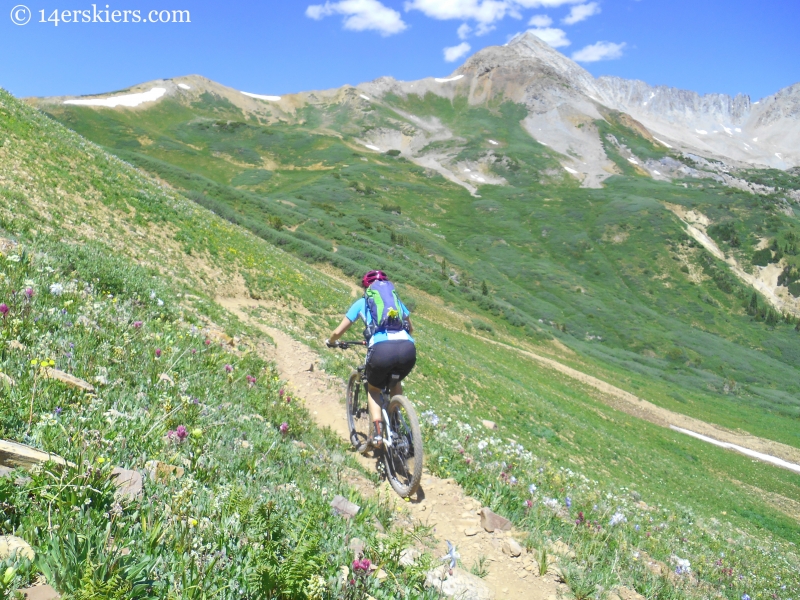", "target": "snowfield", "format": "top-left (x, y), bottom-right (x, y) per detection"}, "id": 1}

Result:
top-left (434, 74), bottom-right (464, 83)
top-left (64, 87), bottom-right (166, 108)
top-left (178, 84), bottom-right (191, 90)
top-left (241, 92), bottom-right (281, 101)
